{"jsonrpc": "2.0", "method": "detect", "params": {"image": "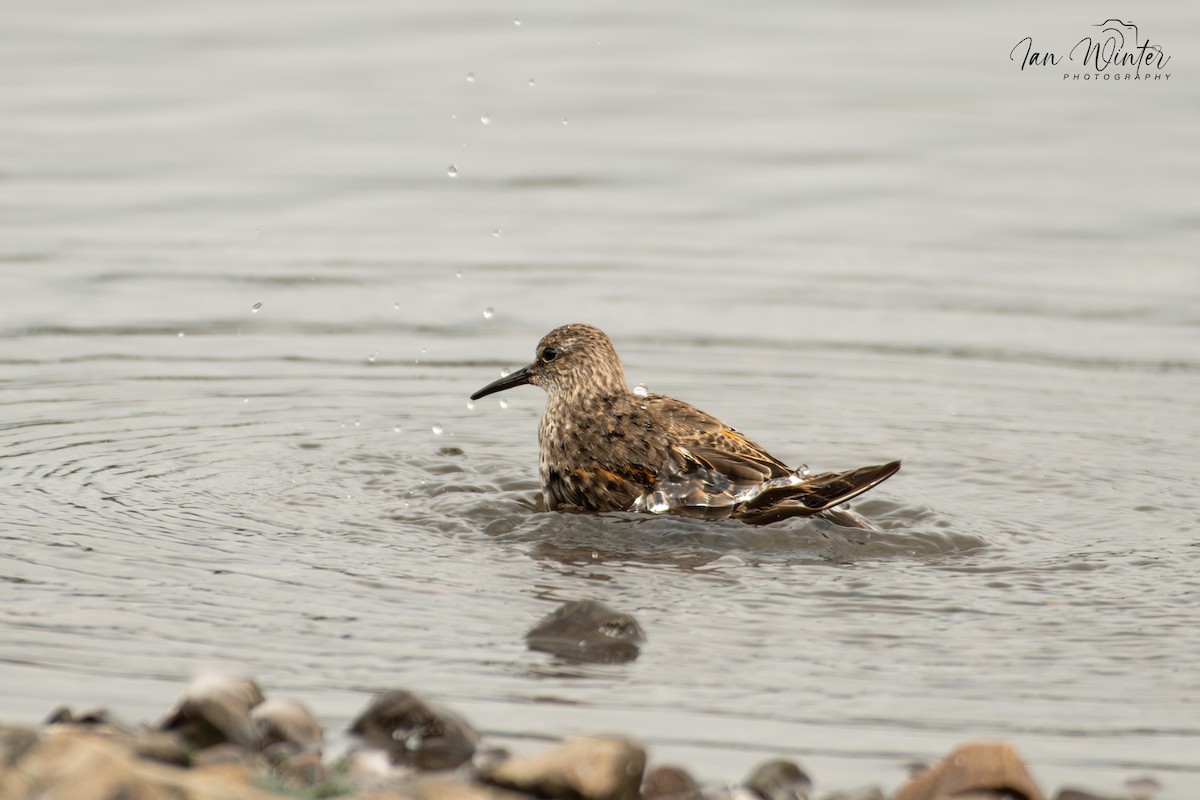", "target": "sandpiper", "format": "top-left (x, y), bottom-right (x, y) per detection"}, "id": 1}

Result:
top-left (470, 324), bottom-right (899, 527)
